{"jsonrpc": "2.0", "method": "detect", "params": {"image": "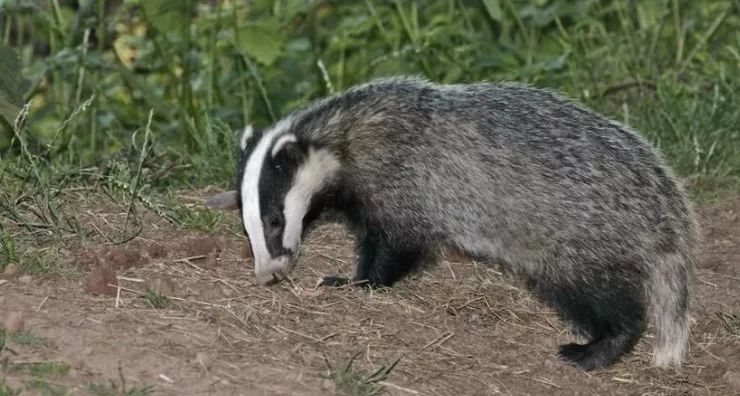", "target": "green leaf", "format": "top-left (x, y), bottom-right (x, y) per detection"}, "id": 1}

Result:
top-left (482, 0), bottom-right (503, 22)
top-left (0, 45), bottom-right (30, 127)
top-left (236, 21), bottom-right (286, 66)
top-left (141, 0), bottom-right (189, 34)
